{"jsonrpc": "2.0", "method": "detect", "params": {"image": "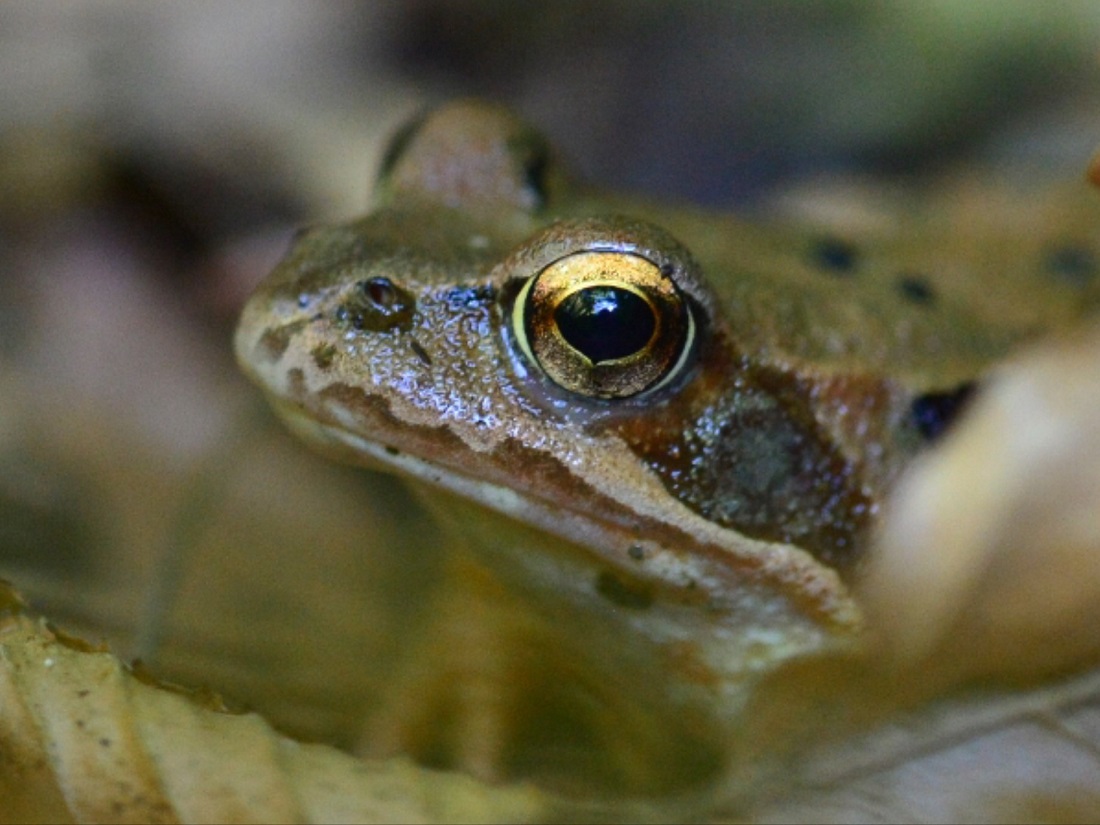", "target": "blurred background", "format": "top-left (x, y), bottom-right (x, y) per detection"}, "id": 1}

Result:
top-left (1, 0), bottom-right (1099, 753)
